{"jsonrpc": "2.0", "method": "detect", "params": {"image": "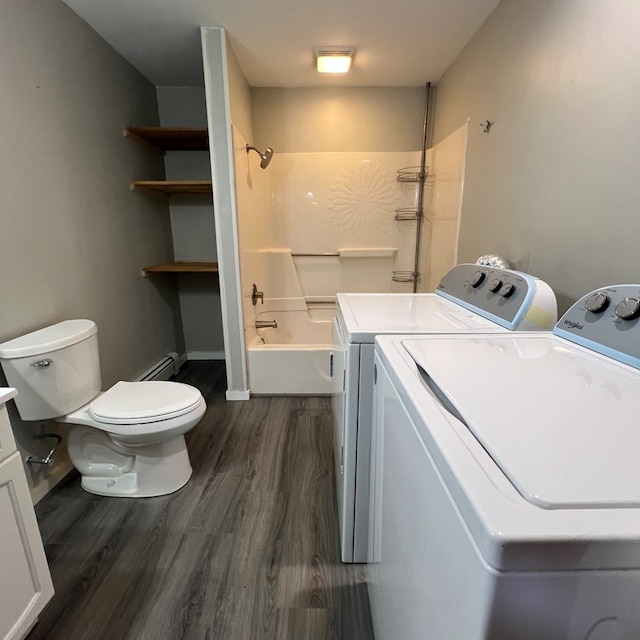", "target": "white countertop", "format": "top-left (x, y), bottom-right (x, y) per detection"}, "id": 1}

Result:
top-left (0, 387), bottom-right (17, 405)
